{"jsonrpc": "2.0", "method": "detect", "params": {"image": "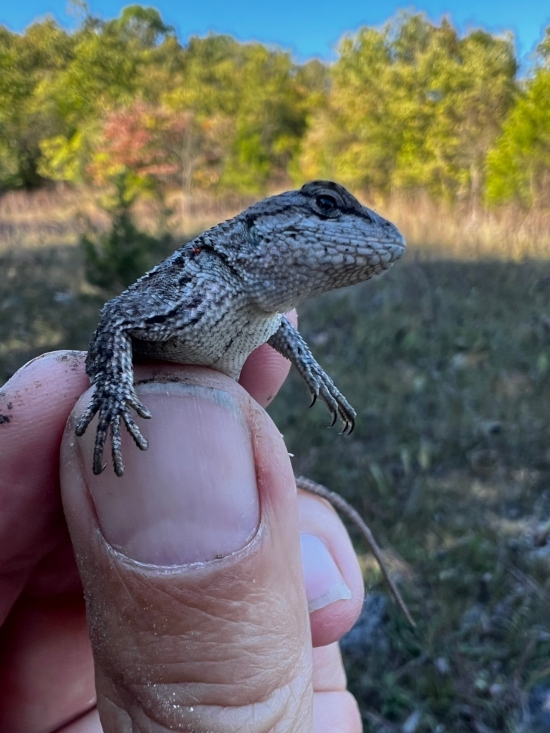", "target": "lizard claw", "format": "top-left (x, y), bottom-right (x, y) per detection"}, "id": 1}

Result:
top-left (304, 368), bottom-right (356, 433)
top-left (109, 415), bottom-right (124, 477)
